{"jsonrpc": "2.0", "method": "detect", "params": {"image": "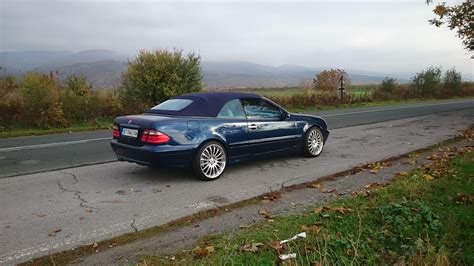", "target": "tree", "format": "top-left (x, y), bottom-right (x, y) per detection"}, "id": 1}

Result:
top-left (379, 77), bottom-right (397, 94)
top-left (120, 49), bottom-right (203, 113)
top-left (412, 66), bottom-right (442, 97)
top-left (313, 69), bottom-right (350, 92)
top-left (426, 0), bottom-right (473, 52)
top-left (65, 75), bottom-right (92, 97)
top-left (0, 76), bottom-right (17, 100)
top-left (20, 72), bottom-right (66, 127)
top-left (62, 75), bottom-right (100, 123)
top-left (442, 68), bottom-right (462, 95)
